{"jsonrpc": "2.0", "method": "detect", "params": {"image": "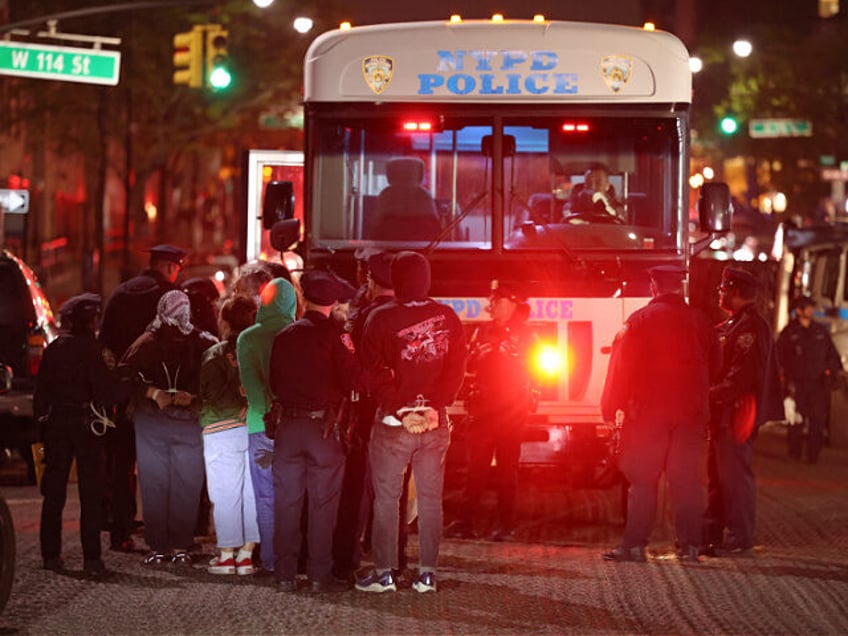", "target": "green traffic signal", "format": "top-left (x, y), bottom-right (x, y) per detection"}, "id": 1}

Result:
top-left (720, 116), bottom-right (739, 135)
top-left (205, 26), bottom-right (231, 90)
